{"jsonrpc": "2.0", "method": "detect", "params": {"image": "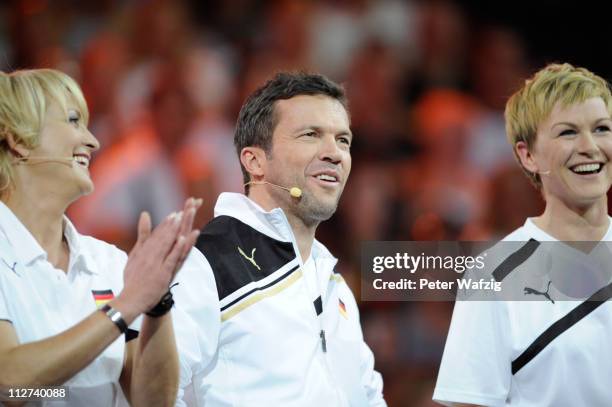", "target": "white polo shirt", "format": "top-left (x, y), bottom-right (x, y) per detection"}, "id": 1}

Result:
top-left (0, 201), bottom-right (128, 406)
top-left (434, 218), bottom-right (612, 406)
